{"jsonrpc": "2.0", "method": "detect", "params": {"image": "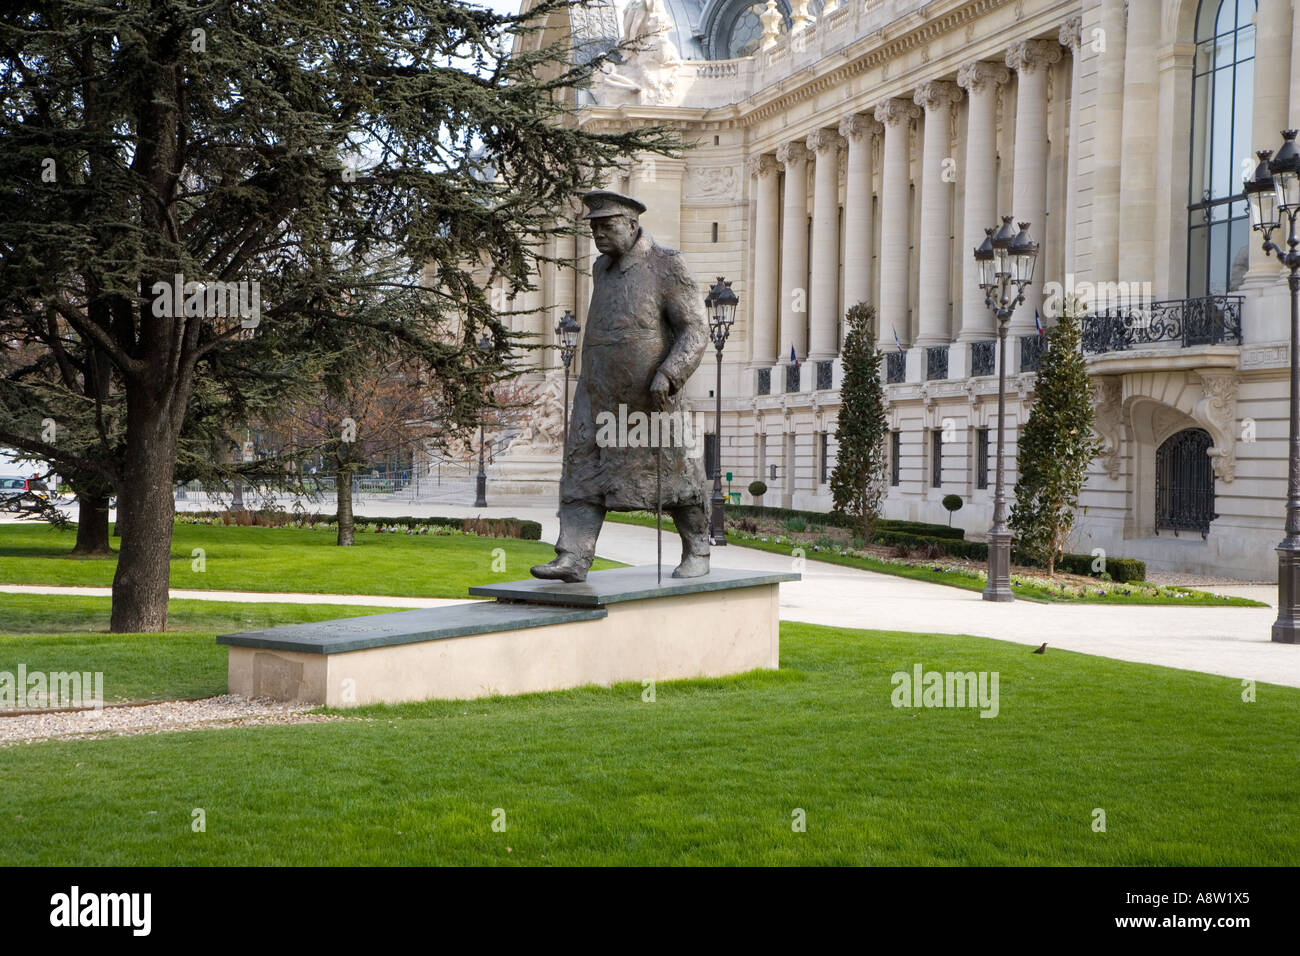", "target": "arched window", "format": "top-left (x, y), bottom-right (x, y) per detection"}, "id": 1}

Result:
top-left (1155, 428), bottom-right (1217, 538)
top-left (712, 0), bottom-right (825, 59)
top-left (1188, 0), bottom-right (1255, 296)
